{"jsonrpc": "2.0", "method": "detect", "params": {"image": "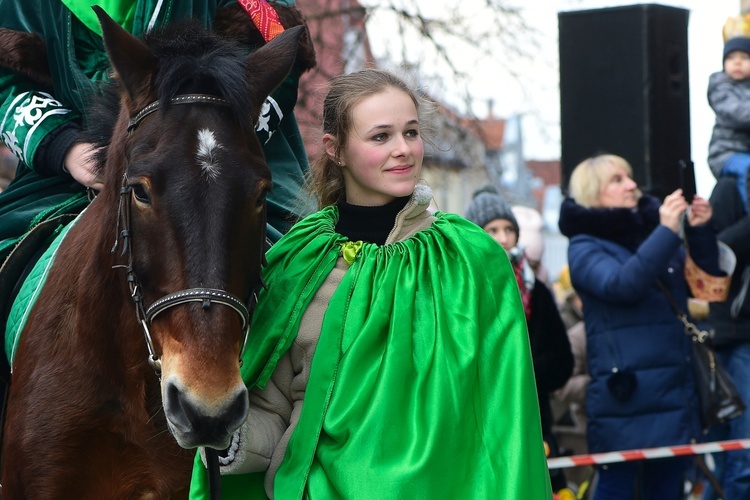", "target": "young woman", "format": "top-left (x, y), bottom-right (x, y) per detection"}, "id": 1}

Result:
top-left (189, 68), bottom-right (552, 499)
top-left (558, 154), bottom-right (720, 500)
